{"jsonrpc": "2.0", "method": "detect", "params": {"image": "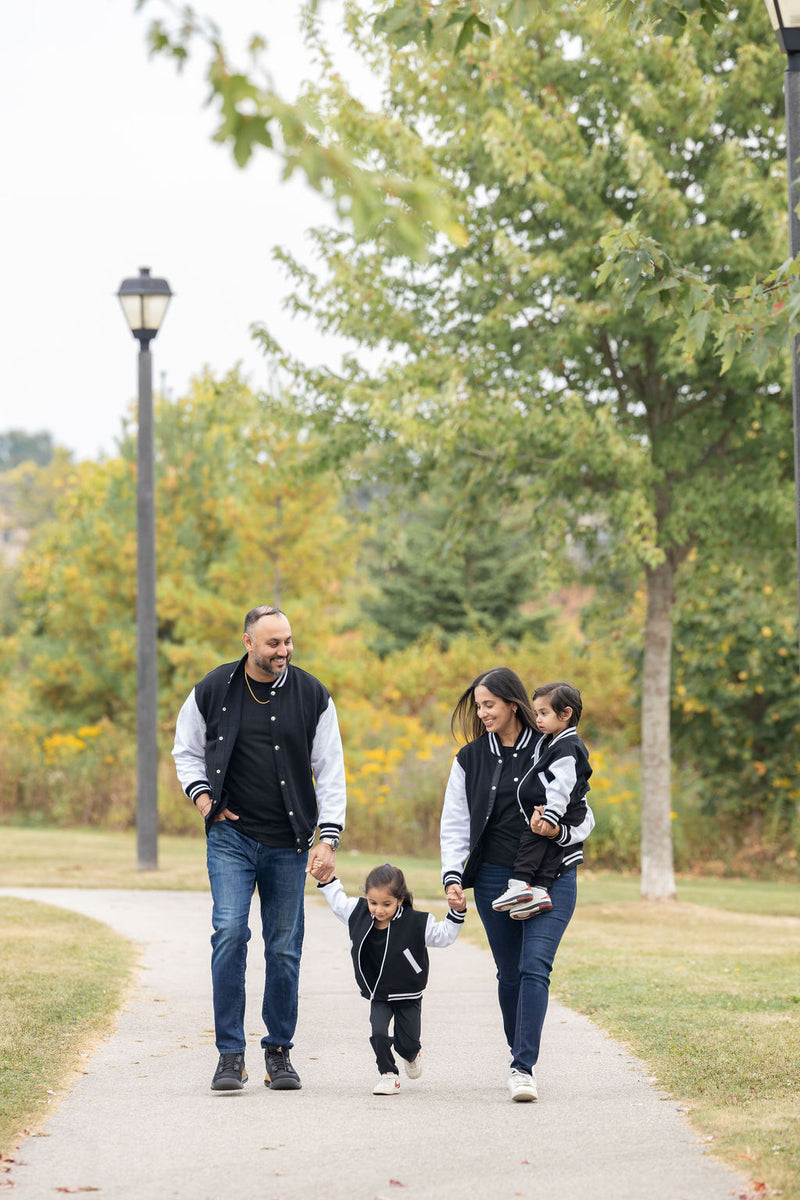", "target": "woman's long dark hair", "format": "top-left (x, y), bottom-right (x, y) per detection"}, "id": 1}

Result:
top-left (365, 863), bottom-right (413, 908)
top-left (450, 666), bottom-right (538, 743)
